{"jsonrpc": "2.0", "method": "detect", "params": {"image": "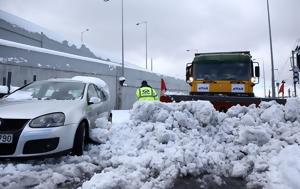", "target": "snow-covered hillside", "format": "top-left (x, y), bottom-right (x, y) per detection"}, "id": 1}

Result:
top-left (1, 99), bottom-right (300, 189)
